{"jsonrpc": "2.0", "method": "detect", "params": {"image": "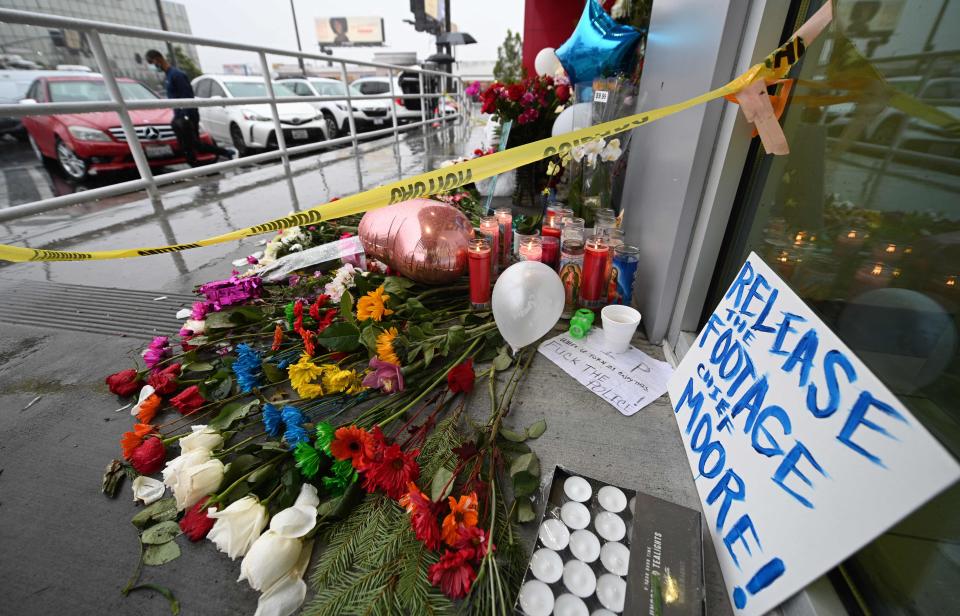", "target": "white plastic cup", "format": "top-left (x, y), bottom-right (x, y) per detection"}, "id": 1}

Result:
top-left (600, 304), bottom-right (641, 353)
